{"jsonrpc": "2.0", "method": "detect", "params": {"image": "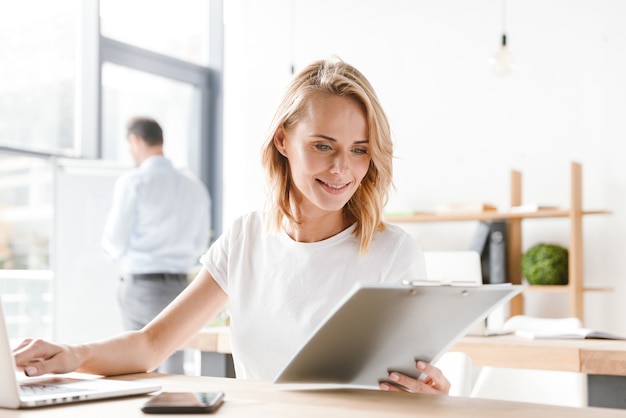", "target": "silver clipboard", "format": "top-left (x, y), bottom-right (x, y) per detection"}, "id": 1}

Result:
top-left (274, 282), bottom-right (523, 387)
